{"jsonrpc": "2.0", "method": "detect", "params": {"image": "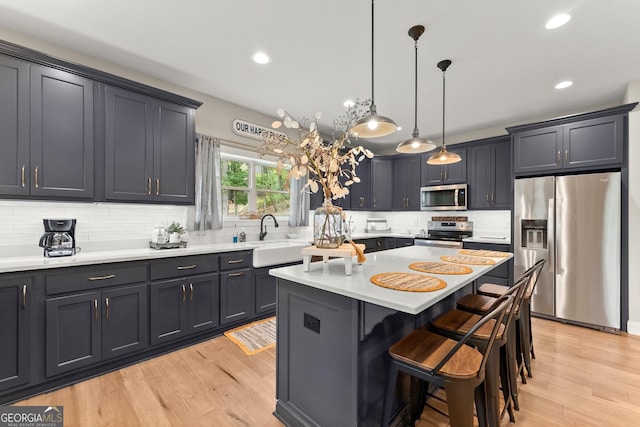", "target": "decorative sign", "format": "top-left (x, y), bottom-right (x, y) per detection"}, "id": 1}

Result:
top-left (231, 118), bottom-right (288, 141)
